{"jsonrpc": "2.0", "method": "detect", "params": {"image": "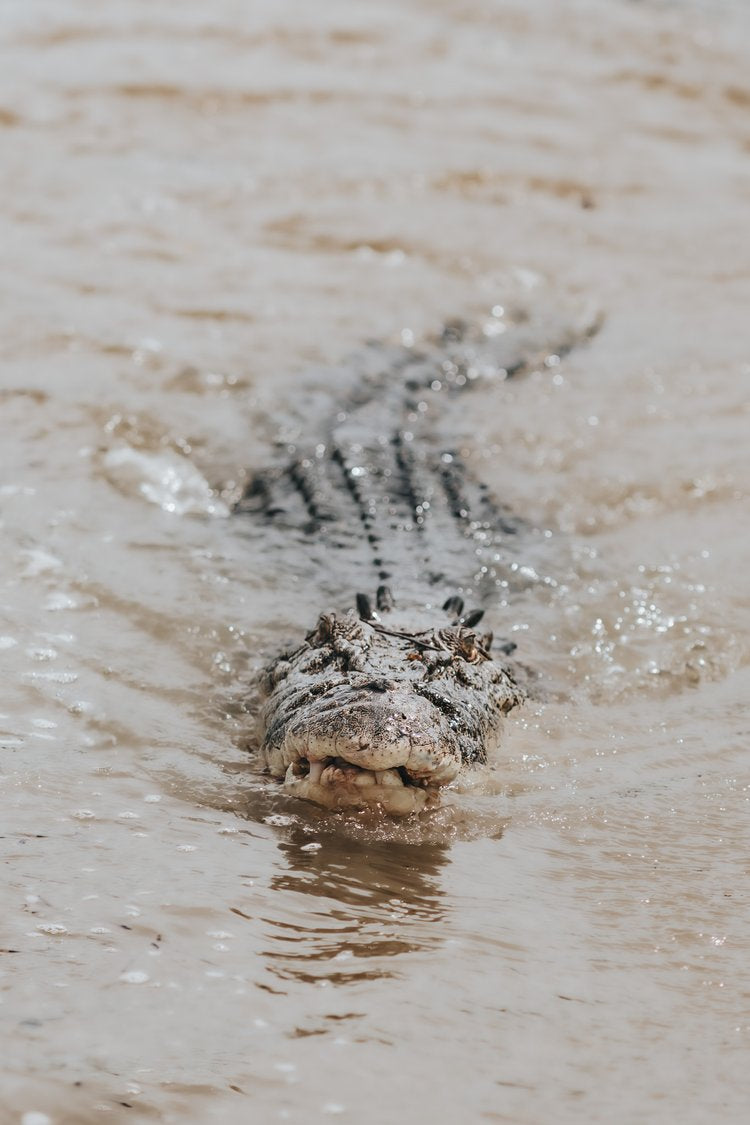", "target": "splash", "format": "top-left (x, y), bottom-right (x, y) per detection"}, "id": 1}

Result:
top-left (102, 446), bottom-right (229, 517)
